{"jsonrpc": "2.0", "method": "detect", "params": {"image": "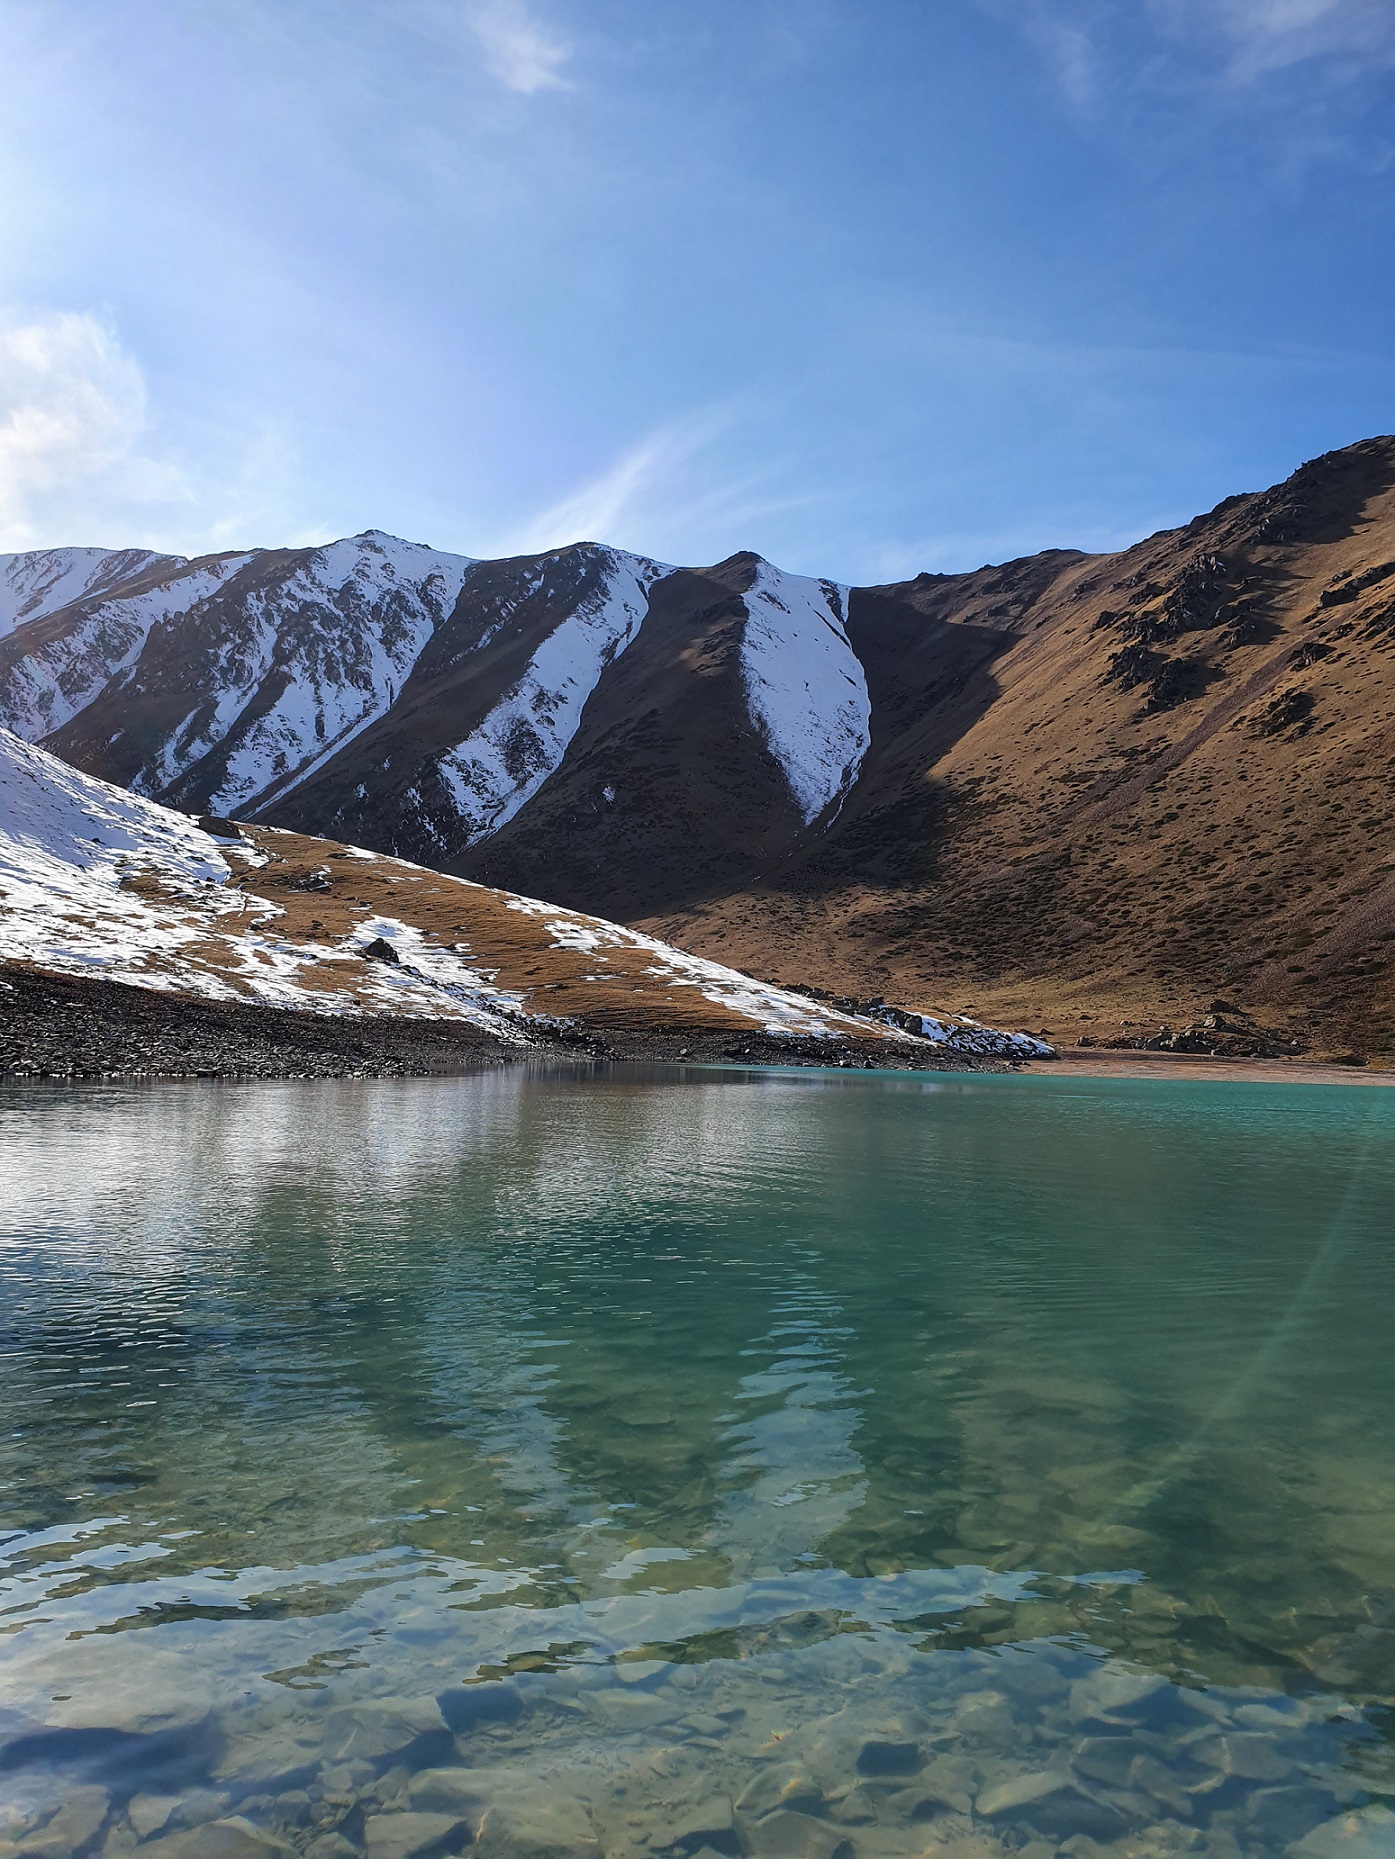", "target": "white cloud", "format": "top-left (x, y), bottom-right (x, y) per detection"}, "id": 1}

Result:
top-left (1207, 0), bottom-right (1395, 74)
top-left (492, 410), bottom-right (820, 563)
top-left (0, 312), bottom-right (187, 550)
top-left (1030, 15), bottom-right (1101, 104)
top-left (501, 423), bottom-right (706, 554)
top-left (463, 0), bottom-right (571, 93)
top-left (1013, 0), bottom-right (1395, 103)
